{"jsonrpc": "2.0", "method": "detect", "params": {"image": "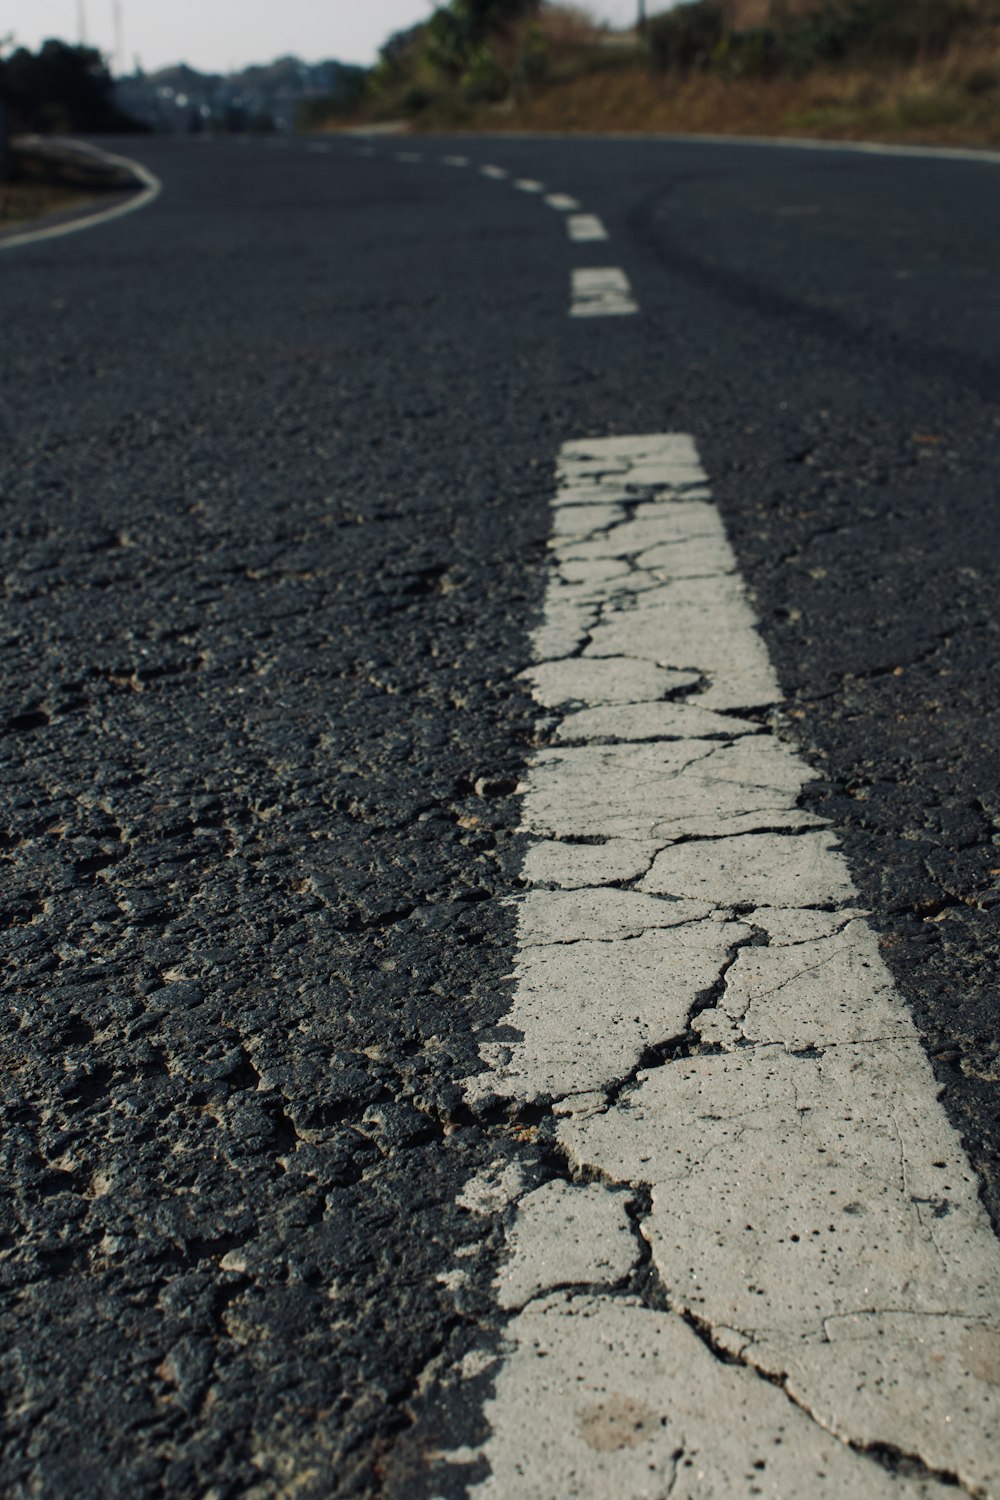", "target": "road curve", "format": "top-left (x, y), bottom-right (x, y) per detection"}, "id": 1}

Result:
top-left (1, 132), bottom-right (998, 1498)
